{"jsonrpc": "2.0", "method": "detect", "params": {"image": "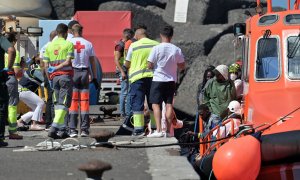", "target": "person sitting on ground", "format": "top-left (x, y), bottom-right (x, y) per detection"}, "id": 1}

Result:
top-left (203, 64), bottom-right (236, 119)
top-left (17, 63), bottom-right (45, 131)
